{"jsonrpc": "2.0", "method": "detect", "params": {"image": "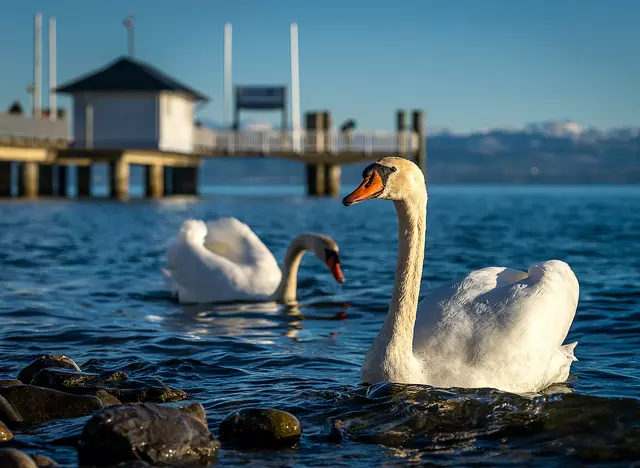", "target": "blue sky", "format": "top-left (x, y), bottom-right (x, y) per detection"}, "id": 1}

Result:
top-left (1, 0), bottom-right (638, 132)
